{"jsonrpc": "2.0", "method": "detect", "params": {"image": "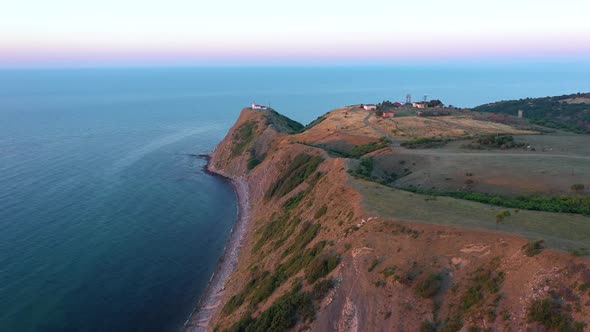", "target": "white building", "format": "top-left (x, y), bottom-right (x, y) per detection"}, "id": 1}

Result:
top-left (251, 102), bottom-right (268, 110)
top-left (412, 102), bottom-right (427, 109)
top-left (363, 104), bottom-right (377, 111)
